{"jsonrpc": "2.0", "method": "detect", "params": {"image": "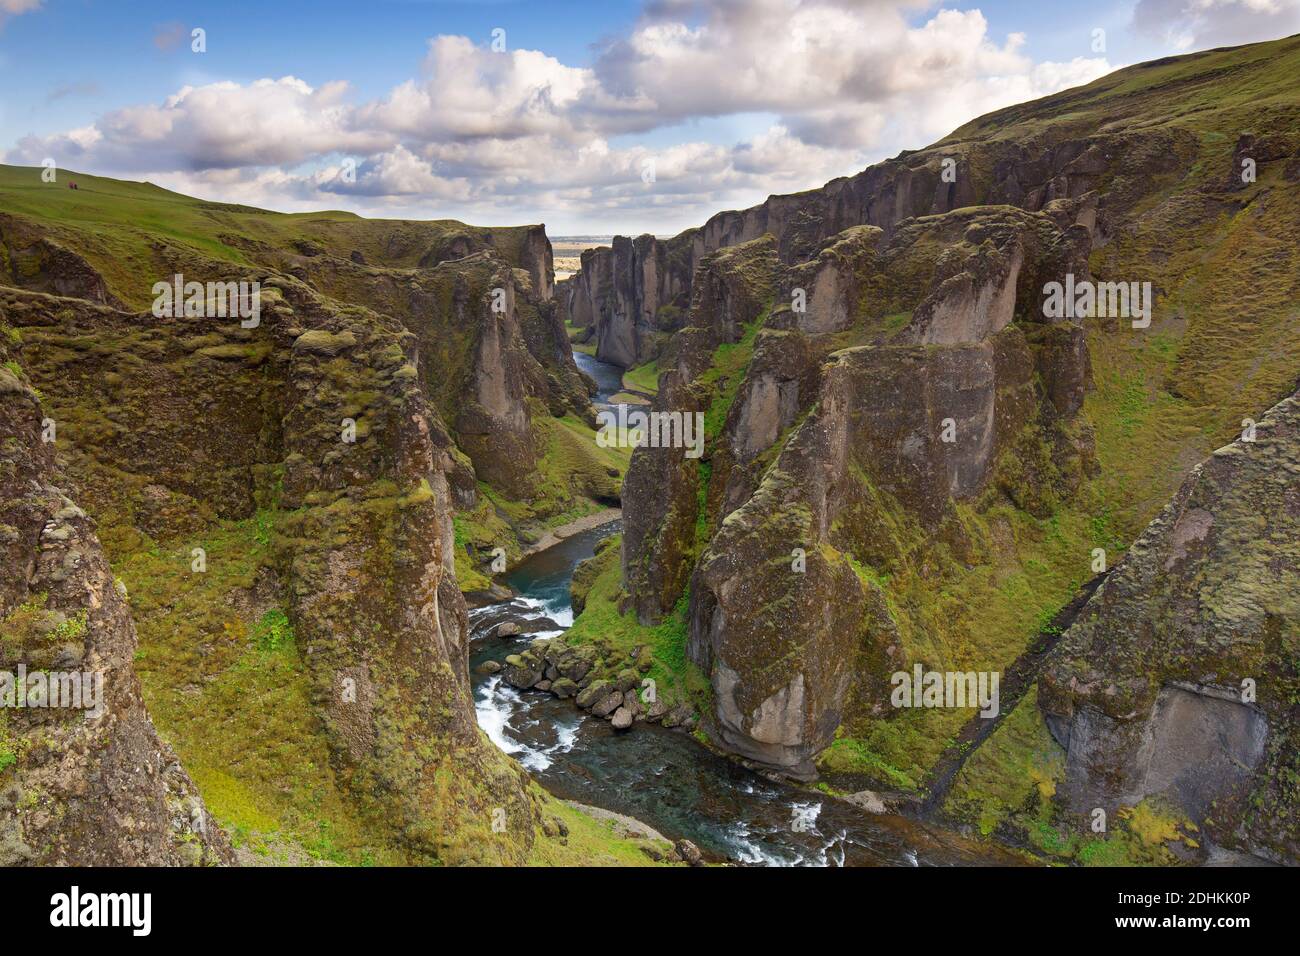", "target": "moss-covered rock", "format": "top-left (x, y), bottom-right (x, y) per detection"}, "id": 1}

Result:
top-left (1039, 387), bottom-right (1300, 863)
top-left (0, 332), bottom-right (230, 865)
